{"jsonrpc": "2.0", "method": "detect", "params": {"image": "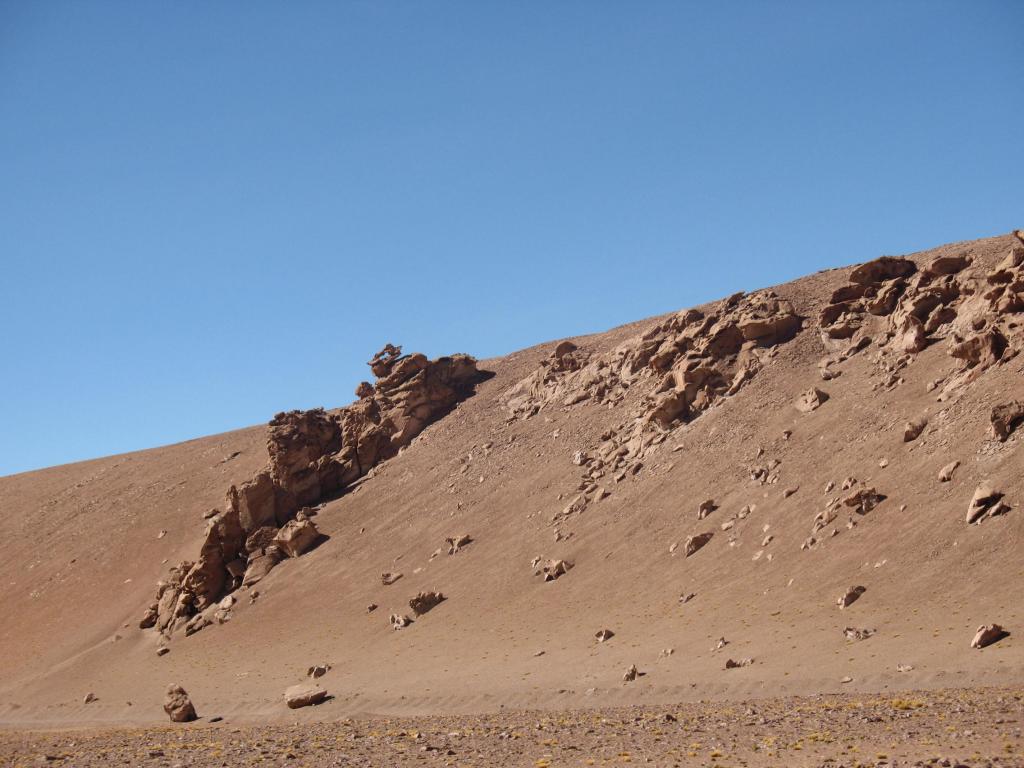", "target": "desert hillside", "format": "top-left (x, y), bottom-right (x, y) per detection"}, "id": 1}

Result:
top-left (2, 231), bottom-right (1022, 727)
